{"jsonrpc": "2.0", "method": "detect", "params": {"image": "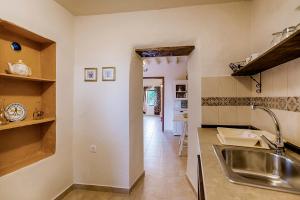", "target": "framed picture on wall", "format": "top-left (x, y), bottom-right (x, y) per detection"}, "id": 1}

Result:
top-left (84, 68), bottom-right (98, 82)
top-left (102, 67), bottom-right (116, 81)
